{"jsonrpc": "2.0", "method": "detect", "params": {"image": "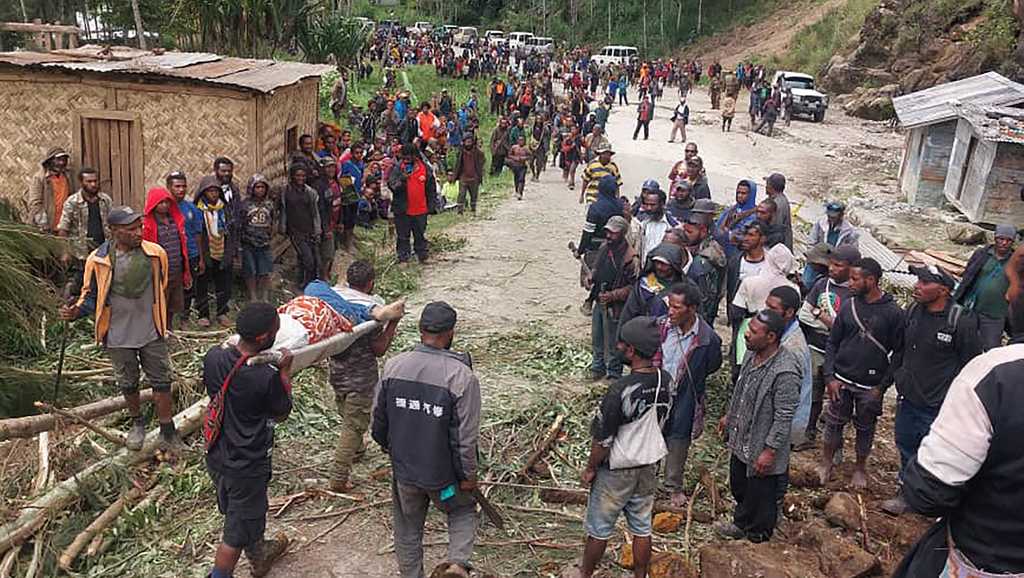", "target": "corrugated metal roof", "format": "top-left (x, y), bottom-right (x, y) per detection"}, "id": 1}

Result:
top-left (957, 103), bottom-right (1024, 145)
top-left (893, 72), bottom-right (1024, 128)
top-left (0, 45), bottom-right (334, 94)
